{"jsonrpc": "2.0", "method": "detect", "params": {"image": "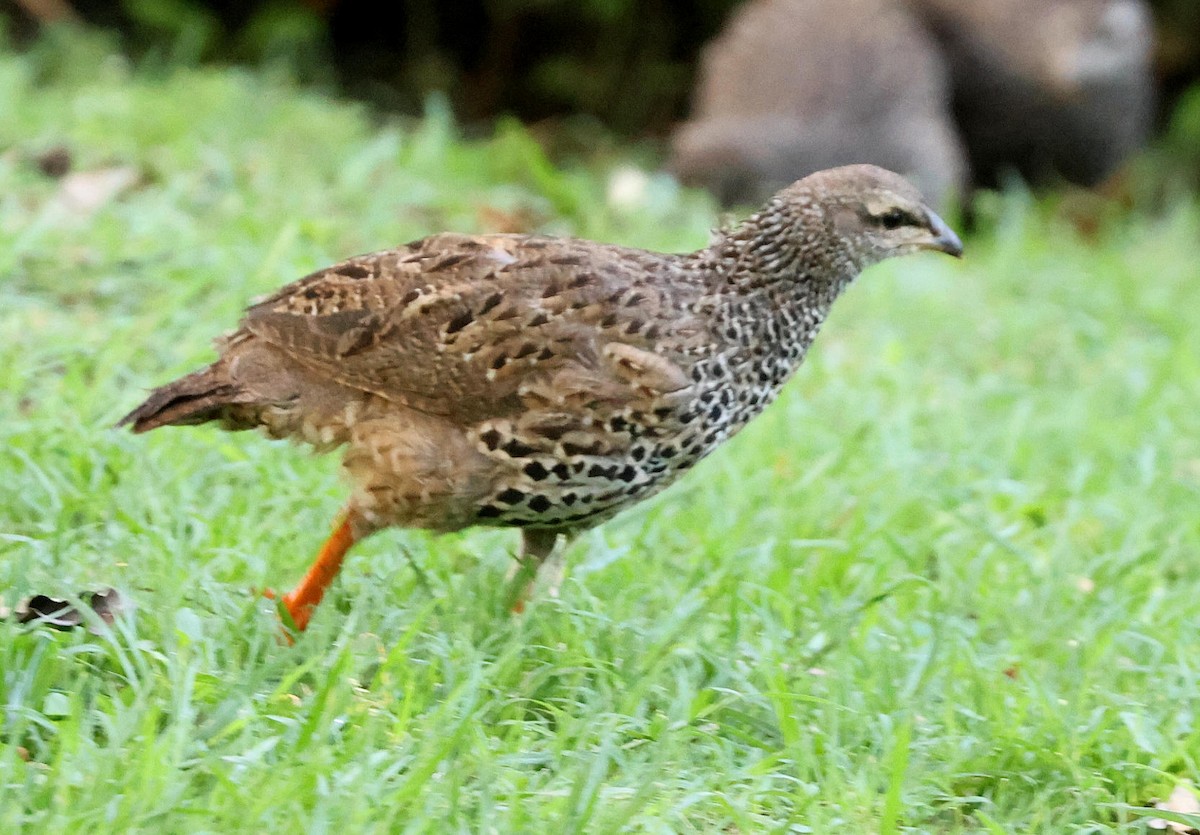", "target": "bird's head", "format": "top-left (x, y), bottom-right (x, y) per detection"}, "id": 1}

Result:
top-left (780, 164), bottom-right (963, 270)
top-left (705, 165), bottom-right (962, 294)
